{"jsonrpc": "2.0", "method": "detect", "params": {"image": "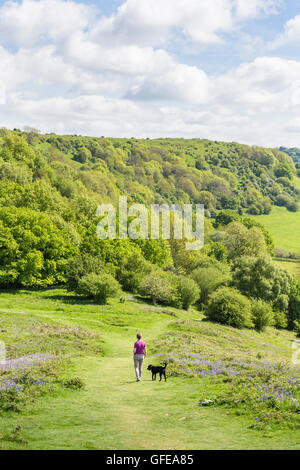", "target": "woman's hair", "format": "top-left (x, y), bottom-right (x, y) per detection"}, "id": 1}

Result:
top-left (137, 333), bottom-right (142, 339)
